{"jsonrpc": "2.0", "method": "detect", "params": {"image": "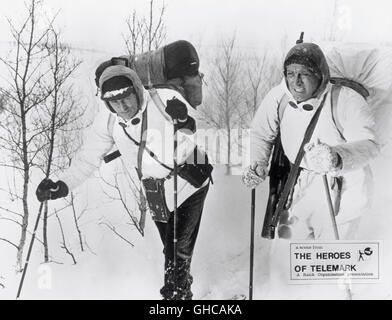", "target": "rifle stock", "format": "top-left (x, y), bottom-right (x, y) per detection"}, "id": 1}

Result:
top-left (261, 136), bottom-right (290, 239)
top-left (261, 189), bottom-right (278, 239)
